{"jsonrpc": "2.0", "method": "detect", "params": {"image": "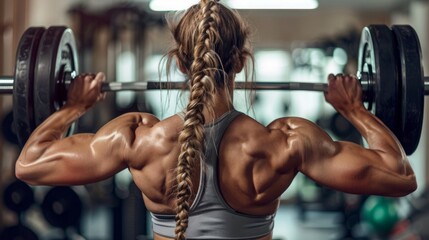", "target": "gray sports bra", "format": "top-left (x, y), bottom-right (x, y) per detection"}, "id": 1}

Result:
top-left (150, 110), bottom-right (275, 239)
